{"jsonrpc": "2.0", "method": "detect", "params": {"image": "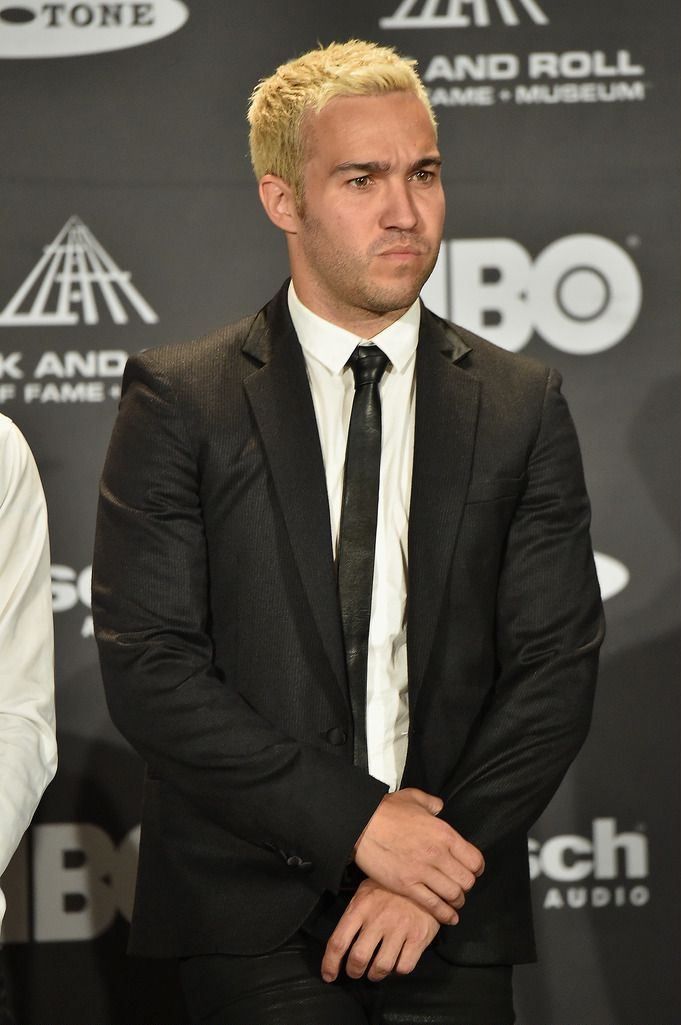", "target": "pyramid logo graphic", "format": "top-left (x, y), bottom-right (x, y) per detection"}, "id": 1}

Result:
top-left (379, 0), bottom-right (549, 29)
top-left (0, 216), bottom-right (158, 327)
